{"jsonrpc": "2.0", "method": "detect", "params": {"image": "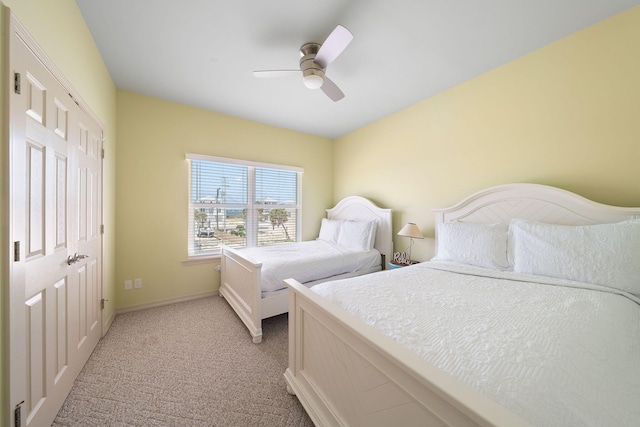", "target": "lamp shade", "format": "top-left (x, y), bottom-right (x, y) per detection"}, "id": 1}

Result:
top-left (397, 223), bottom-right (424, 239)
